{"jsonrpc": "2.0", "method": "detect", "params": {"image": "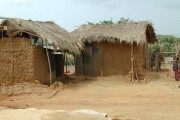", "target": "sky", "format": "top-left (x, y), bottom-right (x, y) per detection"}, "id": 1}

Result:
top-left (0, 0), bottom-right (180, 37)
